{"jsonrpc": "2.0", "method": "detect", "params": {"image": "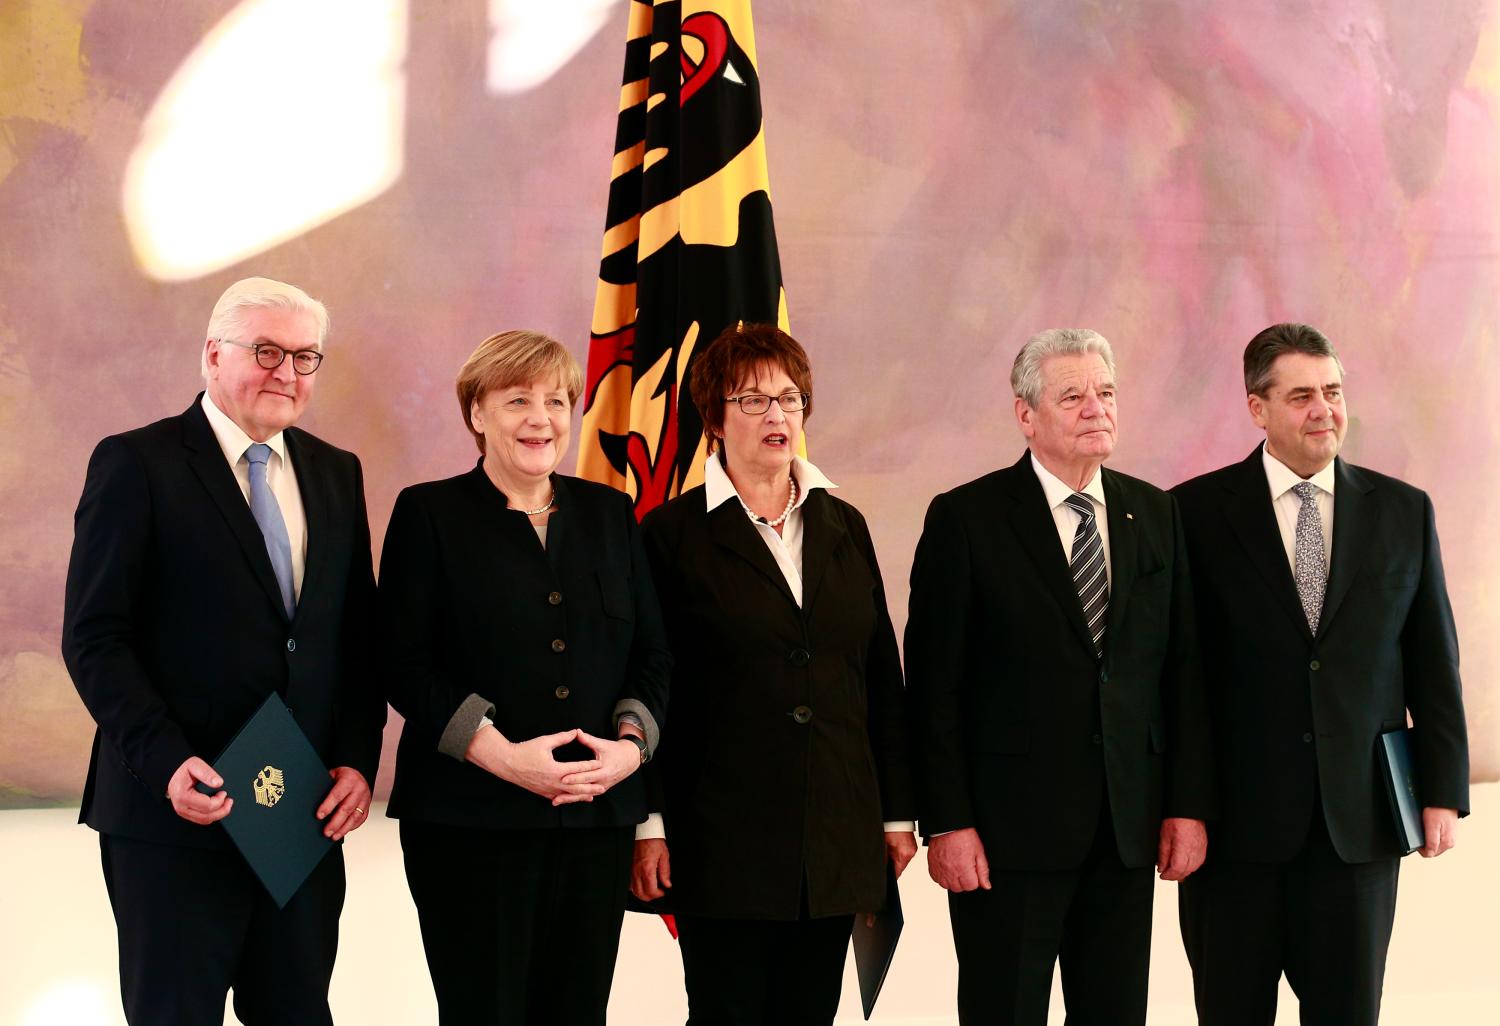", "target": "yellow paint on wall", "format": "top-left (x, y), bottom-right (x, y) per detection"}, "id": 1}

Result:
top-left (0, 0), bottom-right (95, 186)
